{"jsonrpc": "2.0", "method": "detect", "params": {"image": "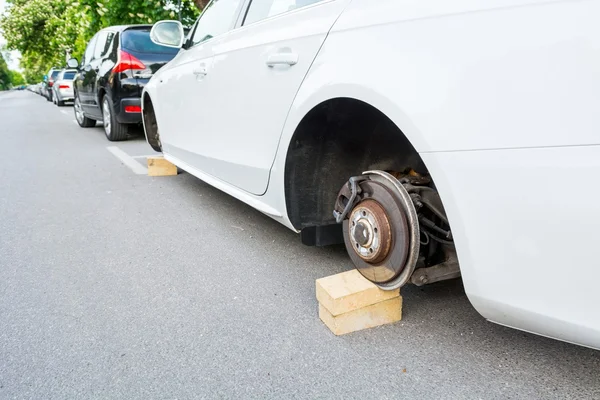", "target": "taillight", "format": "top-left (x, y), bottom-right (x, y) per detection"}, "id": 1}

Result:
top-left (59, 85), bottom-right (70, 89)
top-left (113, 50), bottom-right (146, 74)
top-left (124, 105), bottom-right (142, 113)
top-left (48, 82), bottom-right (54, 87)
